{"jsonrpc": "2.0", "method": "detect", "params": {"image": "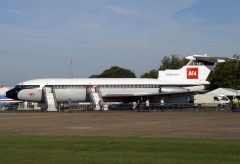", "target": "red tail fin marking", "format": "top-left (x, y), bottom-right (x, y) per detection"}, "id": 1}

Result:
top-left (187, 68), bottom-right (198, 79)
